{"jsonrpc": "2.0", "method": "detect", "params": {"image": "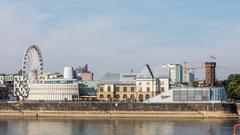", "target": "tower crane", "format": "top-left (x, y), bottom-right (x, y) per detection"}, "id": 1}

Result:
top-left (183, 61), bottom-right (204, 82)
